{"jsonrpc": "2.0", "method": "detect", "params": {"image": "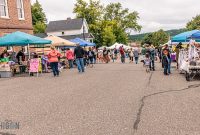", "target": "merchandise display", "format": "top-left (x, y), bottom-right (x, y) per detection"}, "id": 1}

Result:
top-left (178, 42), bottom-right (200, 81)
